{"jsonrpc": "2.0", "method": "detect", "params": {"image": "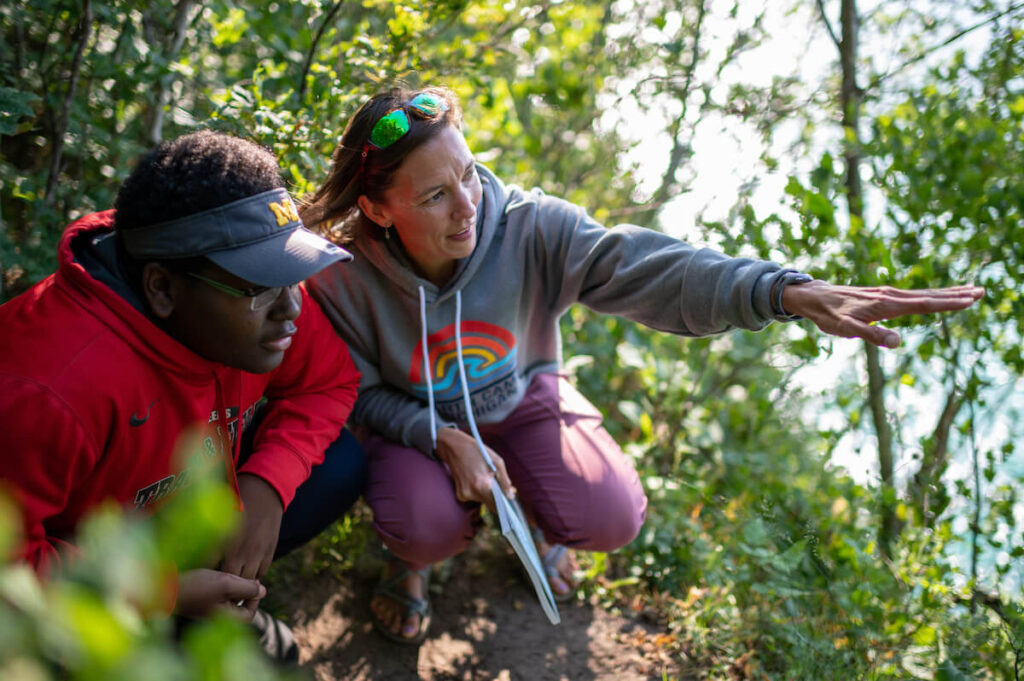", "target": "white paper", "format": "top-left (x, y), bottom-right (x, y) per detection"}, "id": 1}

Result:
top-left (491, 479), bottom-right (561, 625)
